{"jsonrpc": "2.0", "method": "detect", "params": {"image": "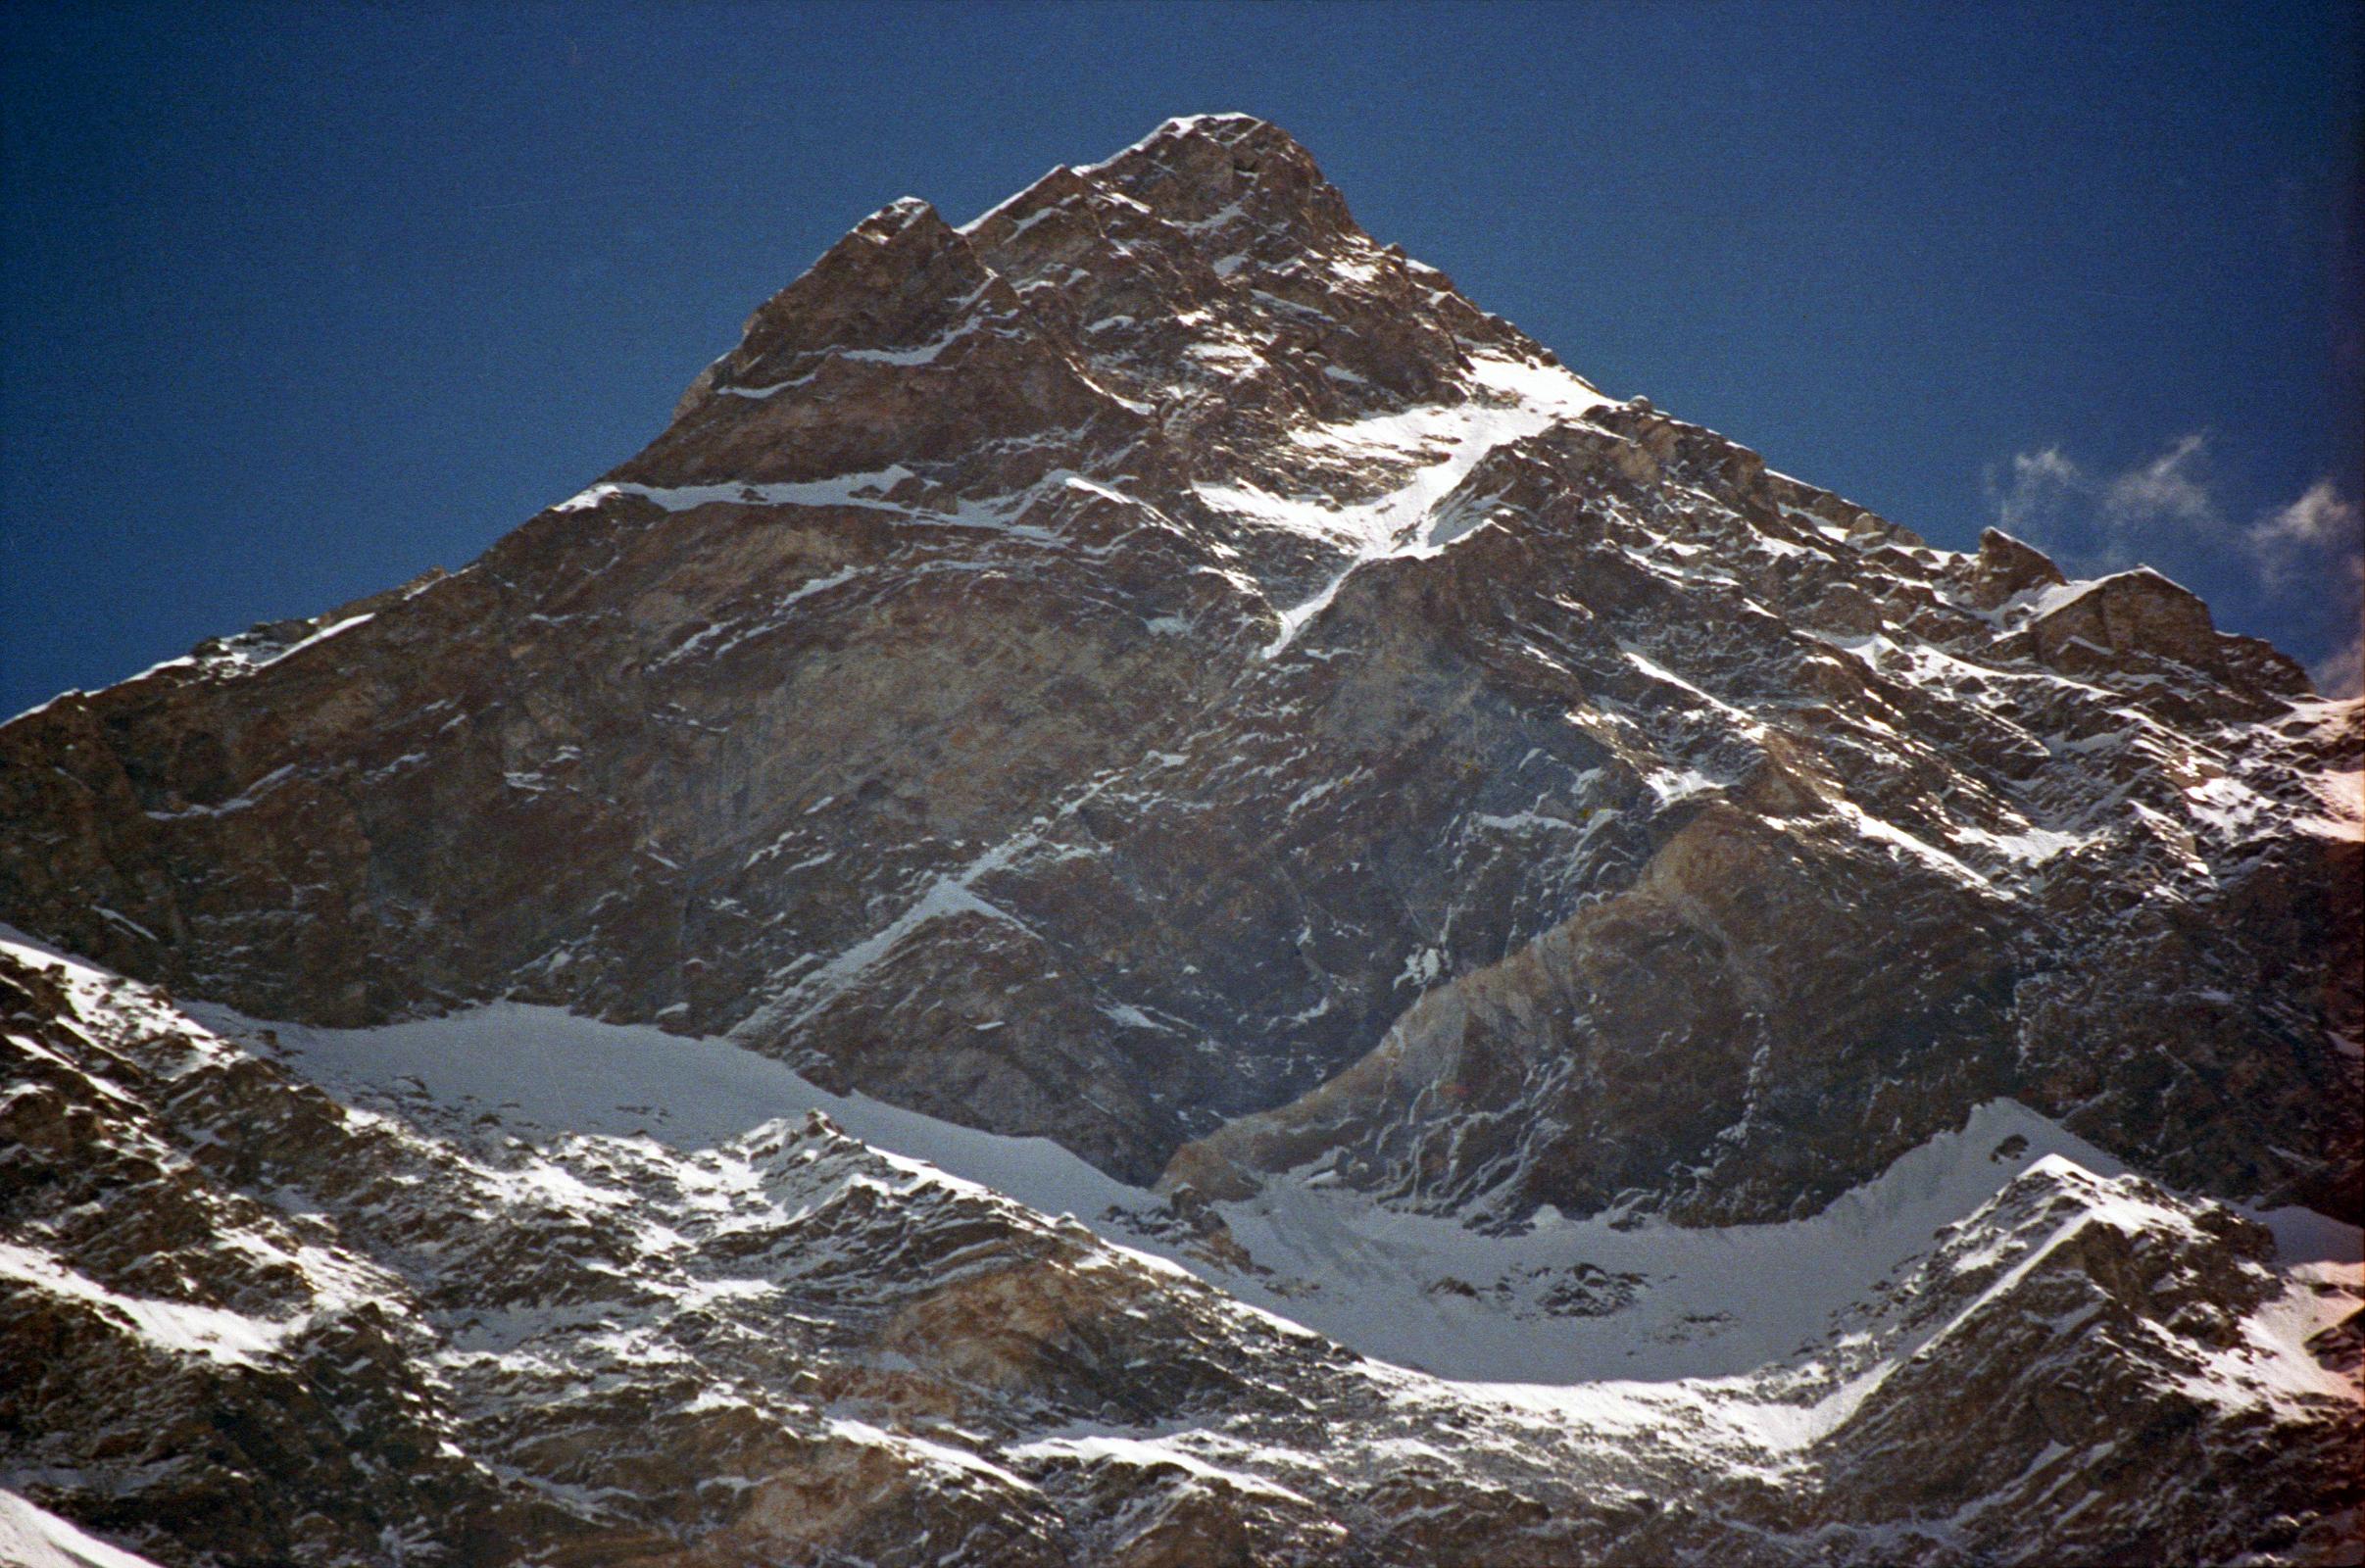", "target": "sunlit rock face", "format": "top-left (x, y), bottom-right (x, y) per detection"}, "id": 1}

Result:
top-left (1, 114), bottom-right (2358, 1566)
